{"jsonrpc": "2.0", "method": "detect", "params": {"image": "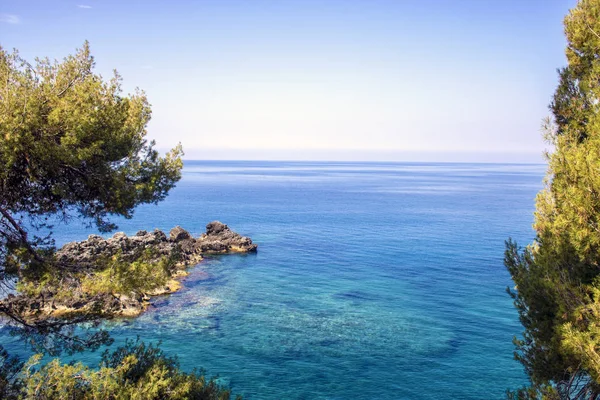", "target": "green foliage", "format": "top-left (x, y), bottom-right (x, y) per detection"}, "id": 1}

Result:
top-left (0, 41), bottom-right (241, 399)
top-left (0, 41), bottom-right (183, 234)
top-left (13, 340), bottom-right (239, 399)
top-left (0, 39), bottom-right (244, 400)
top-left (0, 39), bottom-right (183, 301)
top-left (506, 0), bottom-right (600, 397)
top-left (80, 251), bottom-right (171, 298)
top-left (0, 42), bottom-right (183, 351)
